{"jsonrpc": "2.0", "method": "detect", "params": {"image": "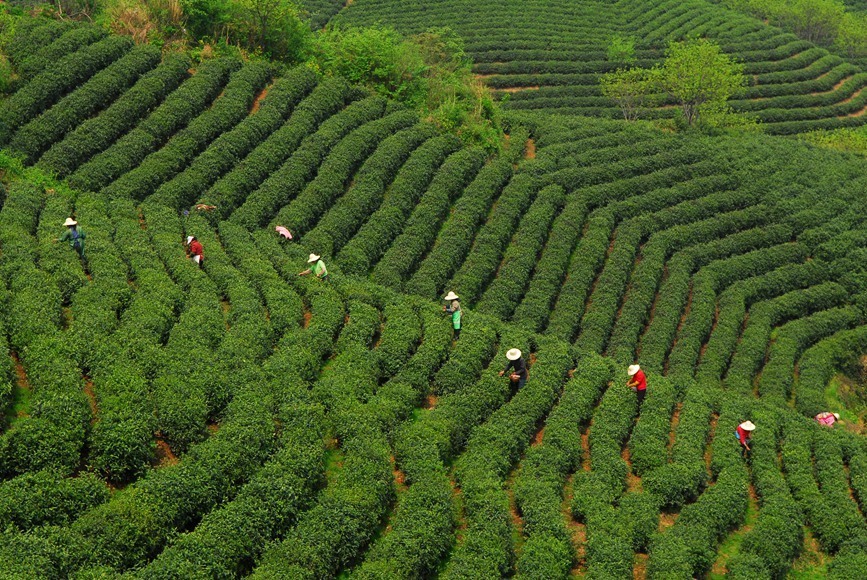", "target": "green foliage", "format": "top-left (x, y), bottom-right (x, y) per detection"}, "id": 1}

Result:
top-left (607, 35), bottom-right (636, 66)
top-left (315, 26), bottom-right (426, 104)
top-left (315, 26), bottom-right (502, 152)
top-left (658, 38), bottom-right (747, 127)
top-left (600, 67), bottom-right (660, 122)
